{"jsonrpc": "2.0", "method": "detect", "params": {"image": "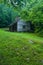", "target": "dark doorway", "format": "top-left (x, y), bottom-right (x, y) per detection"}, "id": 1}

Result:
top-left (9, 22), bottom-right (17, 32)
top-left (12, 22), bottom-right (17, 32)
